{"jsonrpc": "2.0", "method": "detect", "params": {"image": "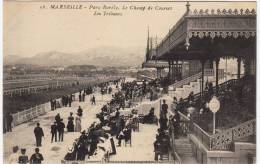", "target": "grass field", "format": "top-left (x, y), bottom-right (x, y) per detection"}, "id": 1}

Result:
top-left (3, 84), bottom-right (91, 114)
